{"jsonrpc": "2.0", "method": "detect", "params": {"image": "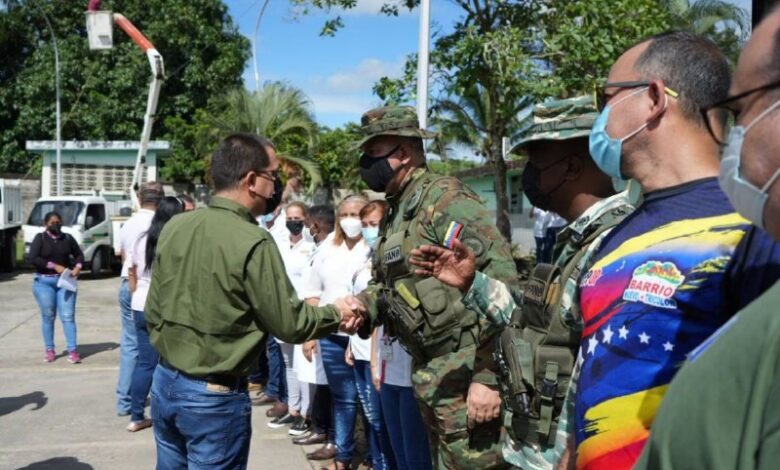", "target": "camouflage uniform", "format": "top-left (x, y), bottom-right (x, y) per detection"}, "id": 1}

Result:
top-left (356, 106), bottom-right (520, 469)
top-left (462, 97), bottom-right (635, 469)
